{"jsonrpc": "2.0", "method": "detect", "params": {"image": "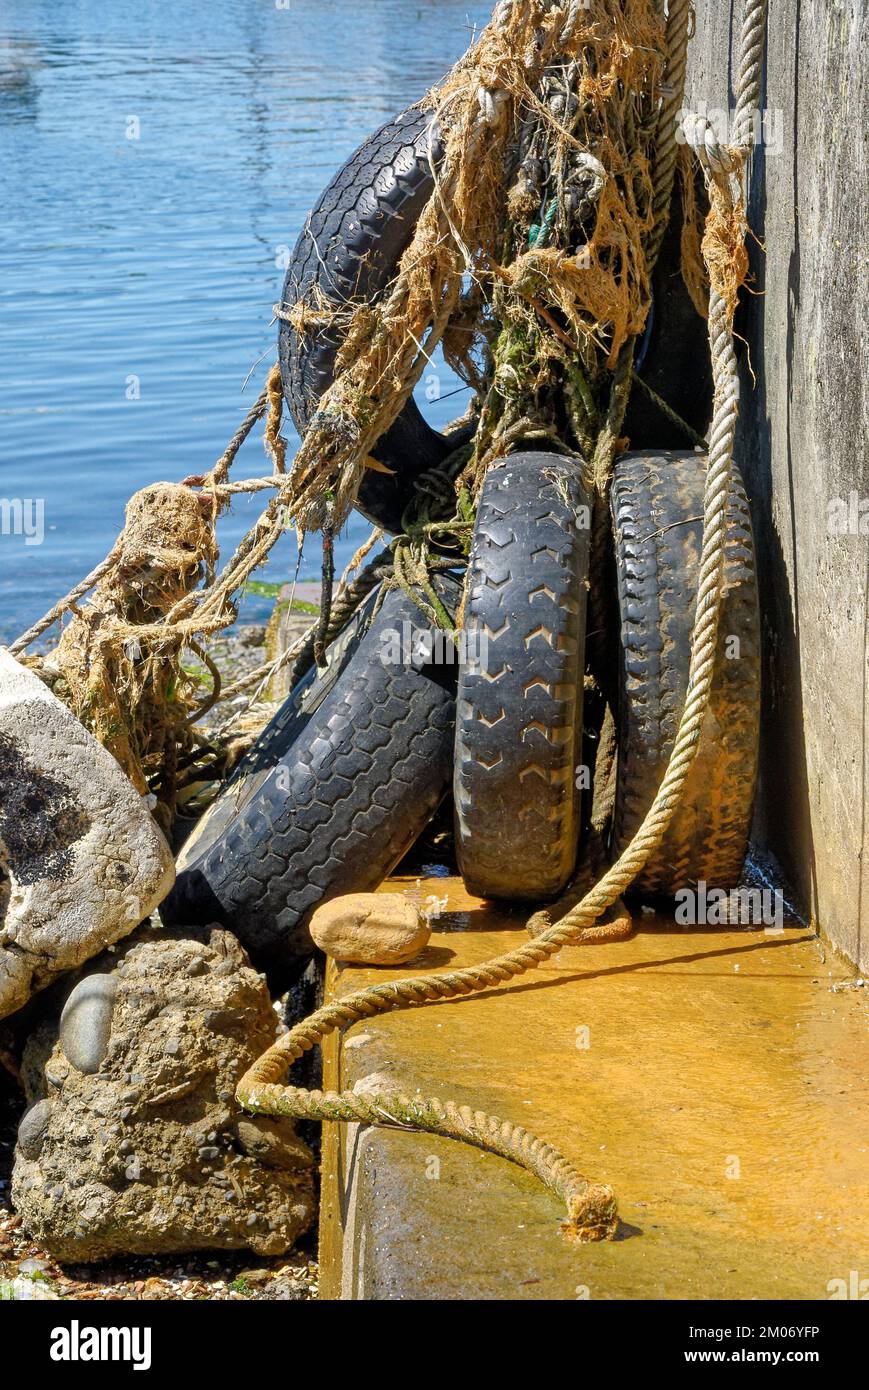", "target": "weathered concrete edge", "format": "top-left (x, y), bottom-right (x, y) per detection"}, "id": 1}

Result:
top-left (686, 2), bottom-right (869, 968)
